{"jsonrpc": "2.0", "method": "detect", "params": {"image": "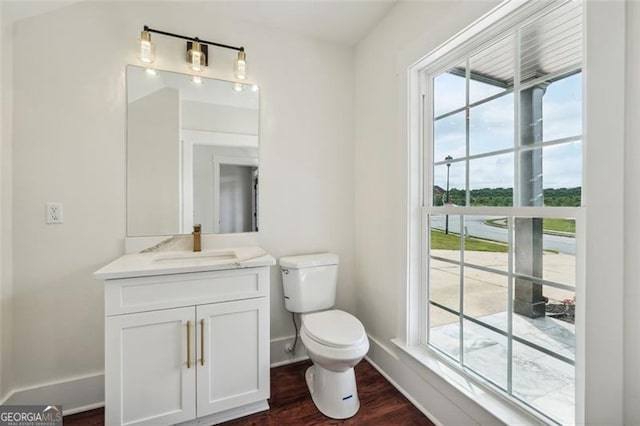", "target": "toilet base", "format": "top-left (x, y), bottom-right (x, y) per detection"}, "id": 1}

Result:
top-left (305, 364), bottom-right (360, 419)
